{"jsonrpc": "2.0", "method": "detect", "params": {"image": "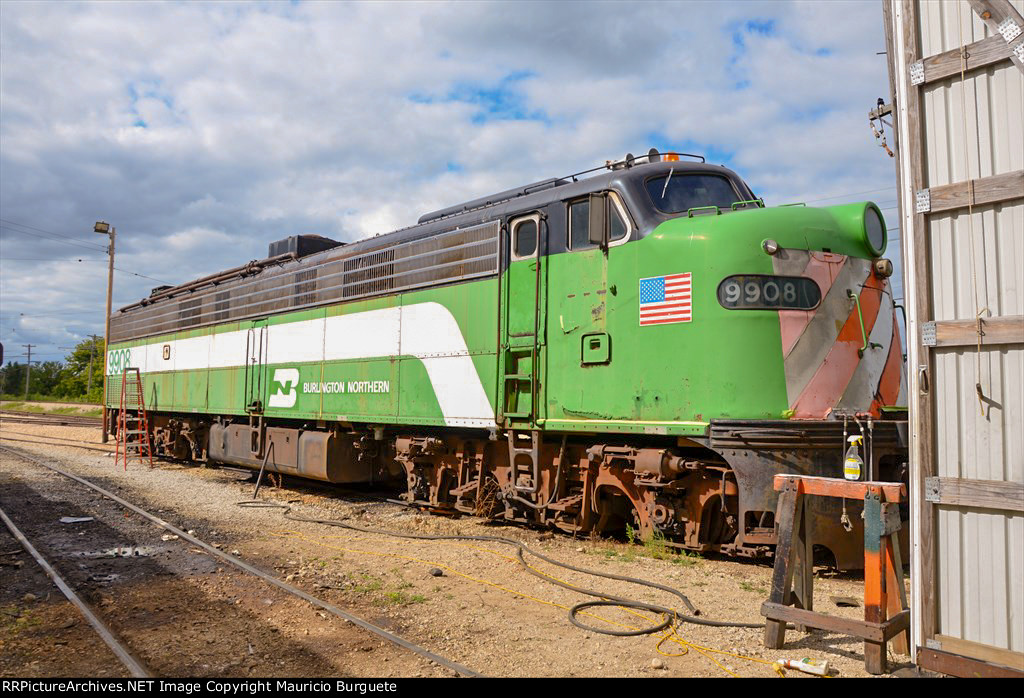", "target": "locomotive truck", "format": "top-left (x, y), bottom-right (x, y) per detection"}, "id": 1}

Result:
top-left (104, 151), bottom-right (908, 569)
